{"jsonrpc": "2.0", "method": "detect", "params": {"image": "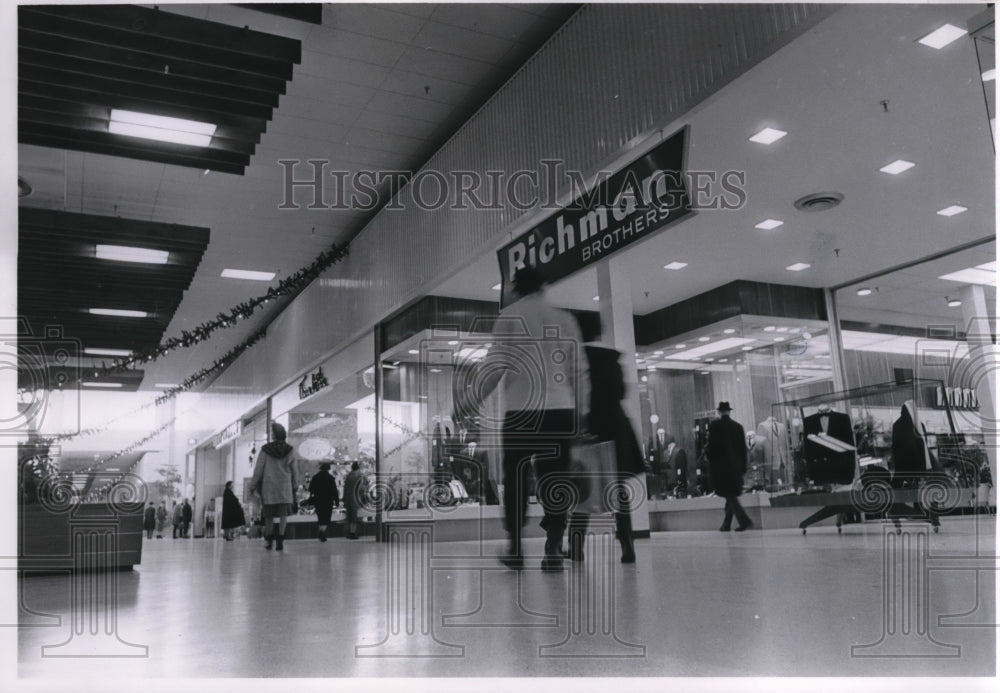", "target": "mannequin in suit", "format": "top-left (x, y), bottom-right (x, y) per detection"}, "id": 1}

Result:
top-left (757, 416), bottom-right (789, 486)
top-left (453, 439), bottom-right (490, 502)
top-left (802, 404), bottom-right (855, 486)
top-left (664, 437), bottom-right (688, 493)
top-left (646, 427), bottom-right (669, 498)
